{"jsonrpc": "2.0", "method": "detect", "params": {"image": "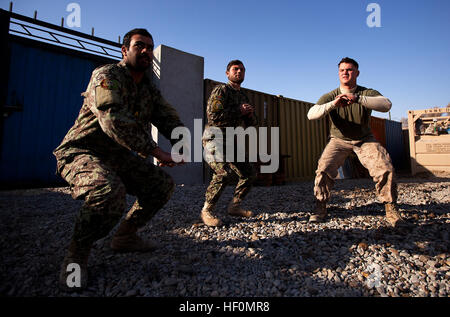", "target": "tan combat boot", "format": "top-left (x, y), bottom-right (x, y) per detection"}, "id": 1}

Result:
top-left (110, 219), bottom-right (157, 252)
top-left (227, 200), bottom-right (253, 218)
top-left (385, 203), bottom-right (407, 228)
top-left (201, 202), bottom-right (222, 227)
top-left (308, 201), bottom-right (327, 223)
top-left (59, 239), bottom-right (91, 292)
